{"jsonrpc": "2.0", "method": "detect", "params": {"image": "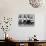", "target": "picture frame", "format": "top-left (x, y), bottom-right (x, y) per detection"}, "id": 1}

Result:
top-left (18, 14), bottom-right (35, 26)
